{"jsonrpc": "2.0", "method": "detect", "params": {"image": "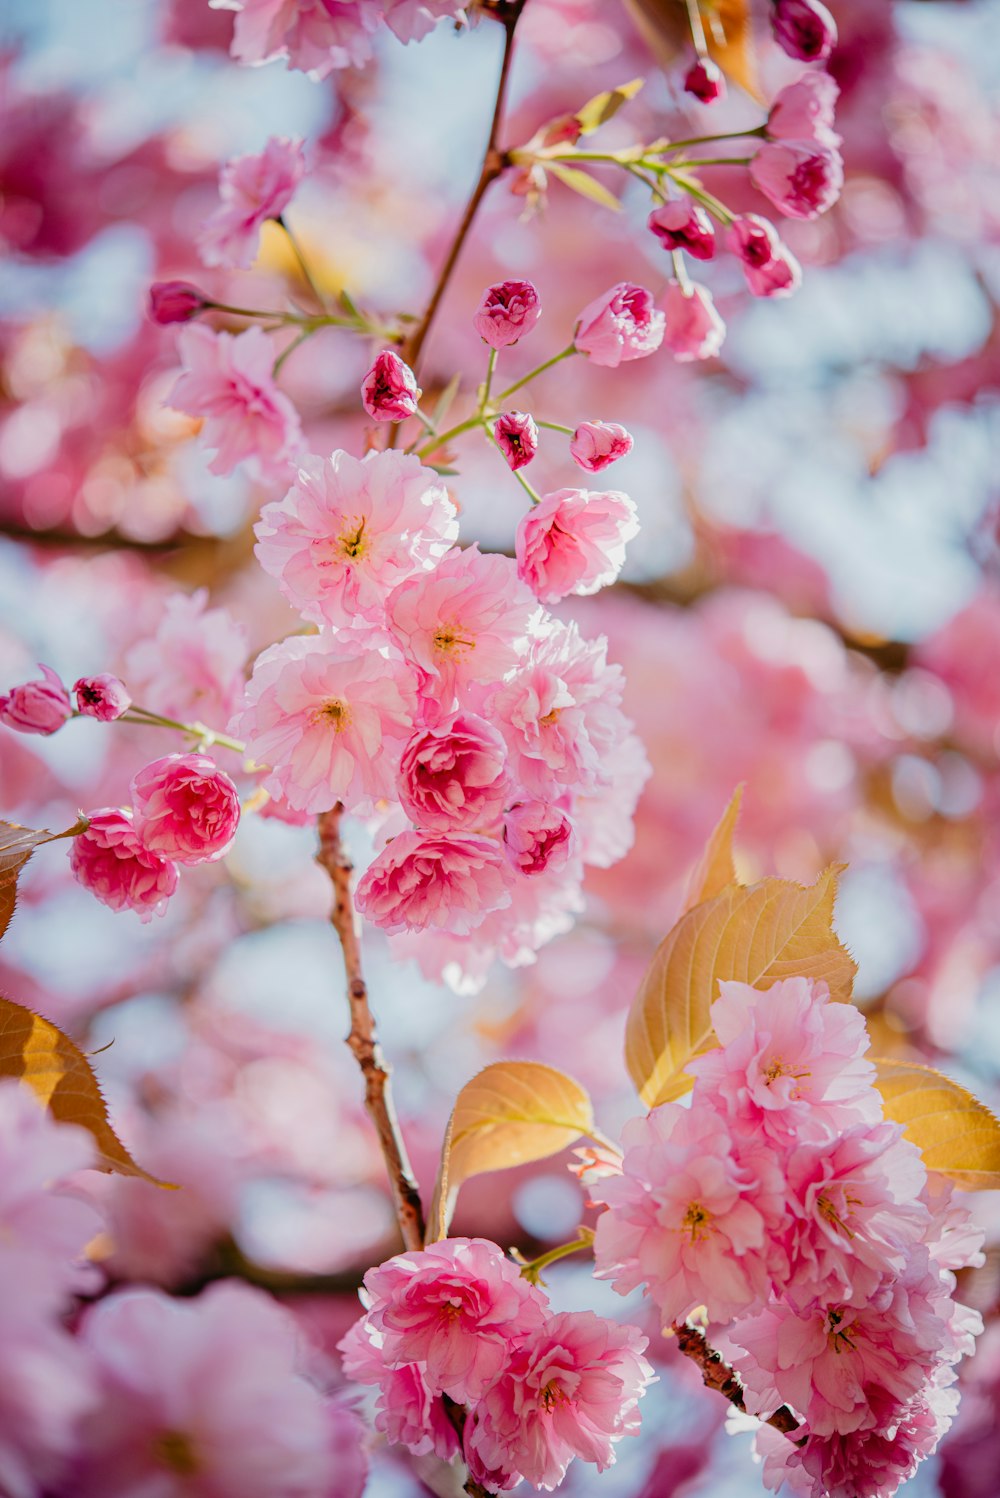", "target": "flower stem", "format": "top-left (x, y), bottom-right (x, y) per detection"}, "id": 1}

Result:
top-left (277, 214), bottom-right (330, 311)
top-left (497, 343), bottom-right (577, 400)
top-left (479, 347), bottom-right (498, 415)
top-left (416, 413), bottom-right (486, 460)
top-left (659, 125), bottom-right (768, 152)
top-left (121, 706), bottom-right (246, 756)
top-left (516, 1227), bottom-right (596, 1284)
top-left (534, 418), bottom-right (574, 434)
